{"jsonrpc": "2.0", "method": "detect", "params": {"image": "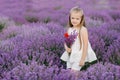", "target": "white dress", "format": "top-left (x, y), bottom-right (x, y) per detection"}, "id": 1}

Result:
top-left (60, 27), bottom-right (97, 63)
